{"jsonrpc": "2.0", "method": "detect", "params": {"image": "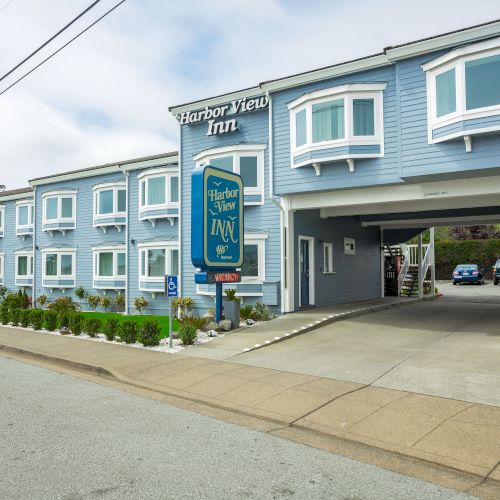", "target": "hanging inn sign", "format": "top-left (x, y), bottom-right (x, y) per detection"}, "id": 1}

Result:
top-left (176, 95), bottom-right (269, 136)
